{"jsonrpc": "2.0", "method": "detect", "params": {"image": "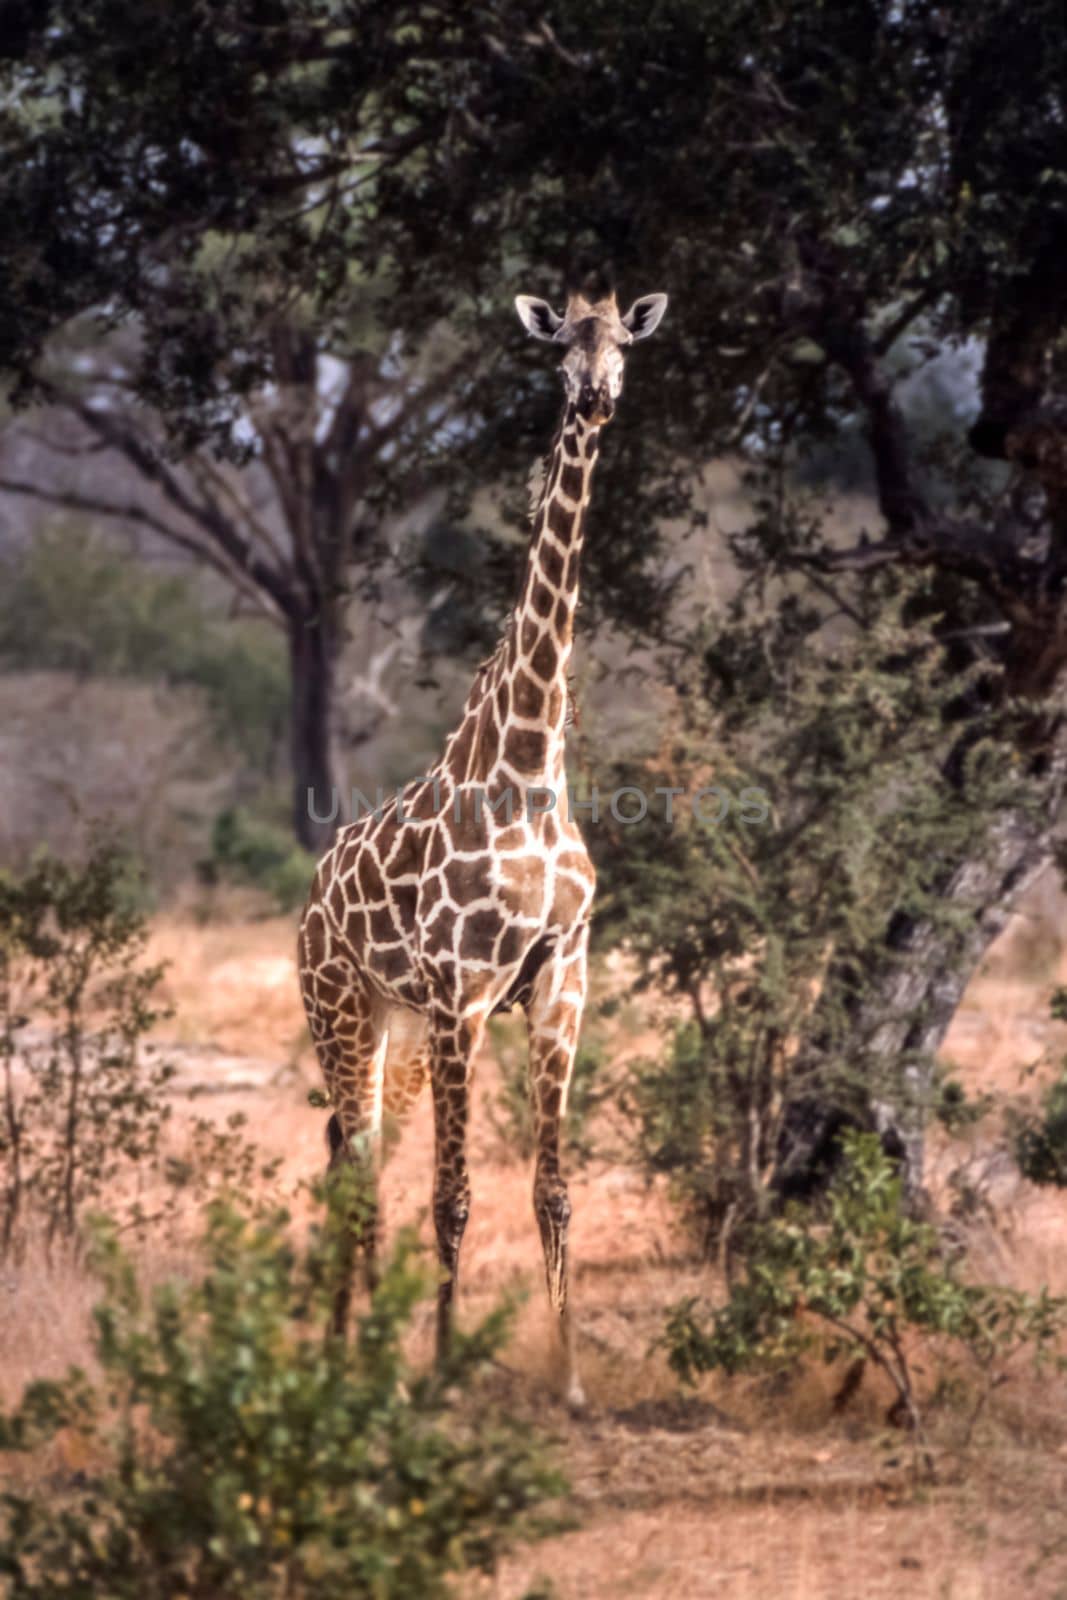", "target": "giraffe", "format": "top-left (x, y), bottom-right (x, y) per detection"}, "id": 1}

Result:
top-left (297, 287), bottom-right (668, 1406)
